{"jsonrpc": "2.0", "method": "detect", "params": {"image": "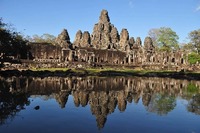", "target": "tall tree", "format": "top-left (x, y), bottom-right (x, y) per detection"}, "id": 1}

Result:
top-left (148, 28), bottom-right (160, 47)
top-left (148, 27), bottom-right (179, 51)
top-left (0, 18), bottom-right (29, 66)
top-left (188, 29), bottom-right (200, 53)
